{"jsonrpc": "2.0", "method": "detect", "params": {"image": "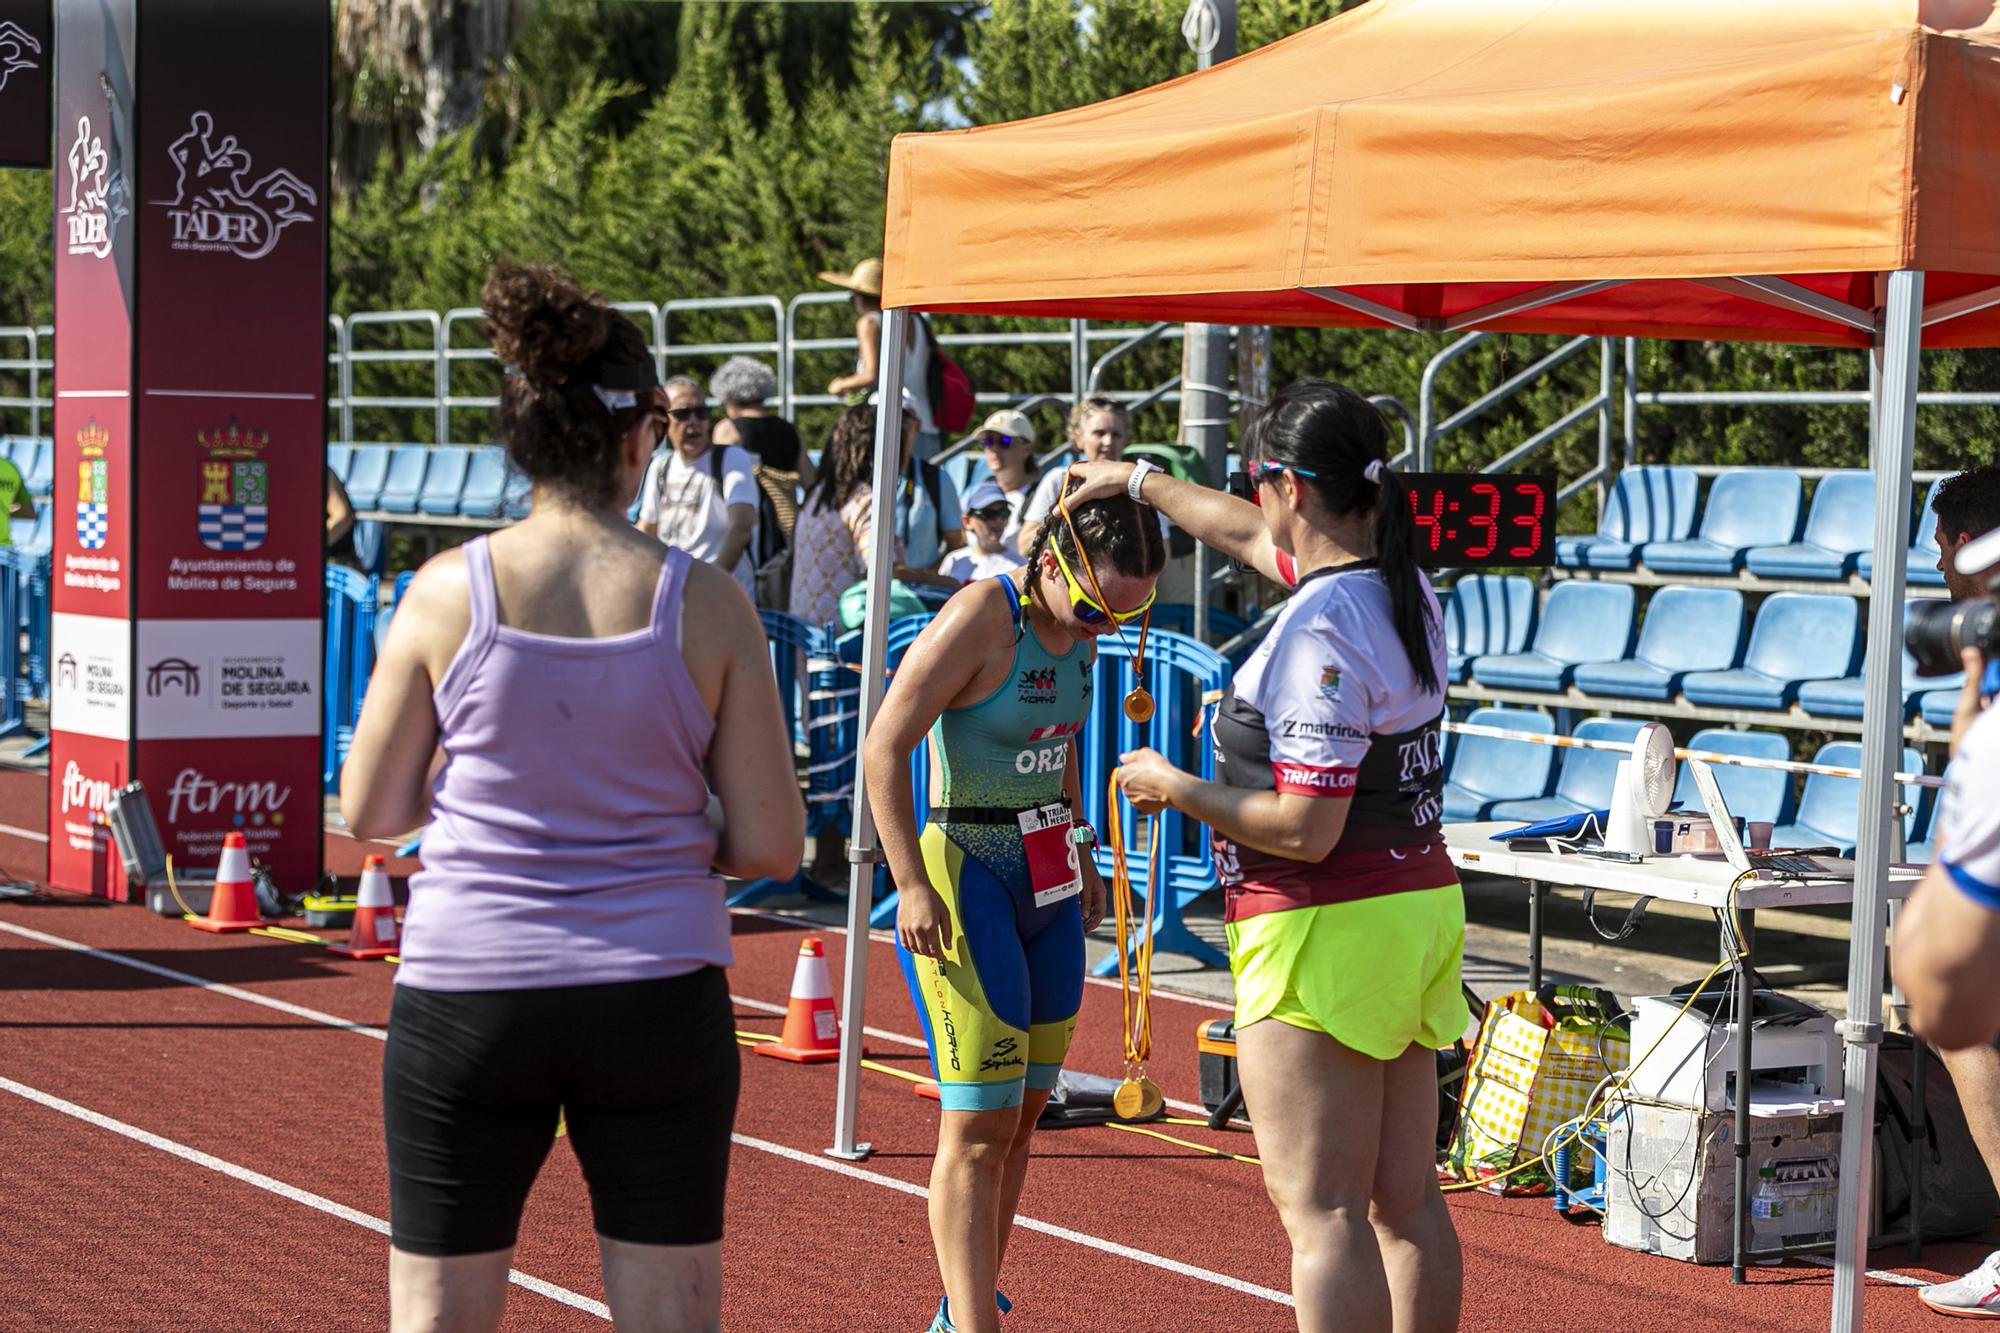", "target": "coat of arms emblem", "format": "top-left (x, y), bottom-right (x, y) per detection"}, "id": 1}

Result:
top-left (197, 421), bottom-right (269, 552)
top-left (75, 419), bottom-right (108, 550)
